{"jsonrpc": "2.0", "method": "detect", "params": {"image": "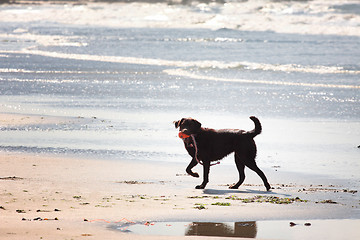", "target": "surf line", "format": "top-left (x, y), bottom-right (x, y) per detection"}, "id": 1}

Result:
top-left (164, 69), bottom-right (360, 89)
top-left (3, 49), bottom-right (360, 75)
top-left (3, 49), bottom-right (230, 68)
